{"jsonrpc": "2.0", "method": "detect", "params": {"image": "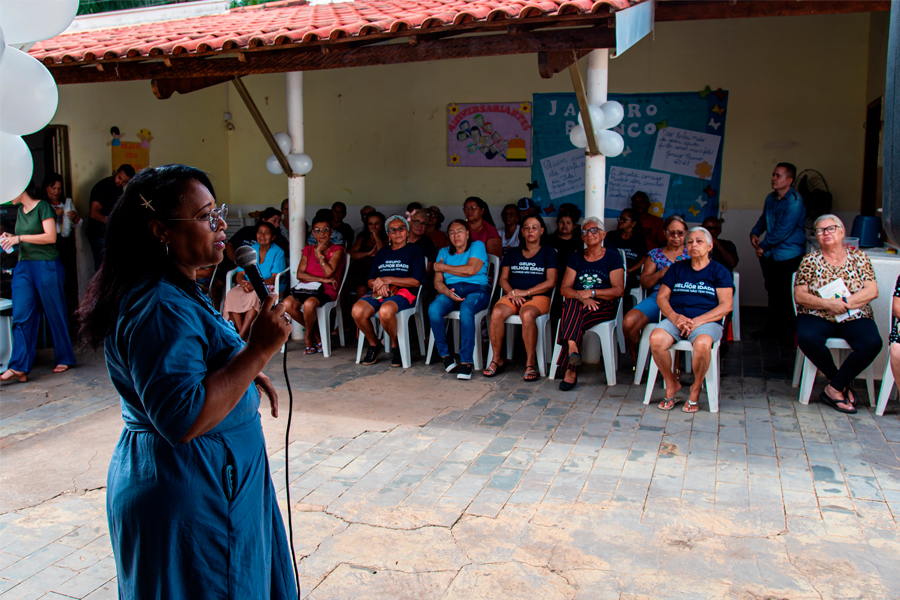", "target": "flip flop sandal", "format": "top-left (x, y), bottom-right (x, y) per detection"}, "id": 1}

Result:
top-left (316, 342), bottom-right (323, 353)
top-left (820, 391), bottom-right (856, 414)
top-left (483, 360), bottom-right (503, 378)
top-left (304, 347), bottom-right (318, 355)
top-left (844, 388), bottom-right (858, 407)
top-left (657, 397), bottom-right (684, 411)
top-left (683, 399), bottom-right (700, 413)
top-left (524, 366), bottom-right (539, 382)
